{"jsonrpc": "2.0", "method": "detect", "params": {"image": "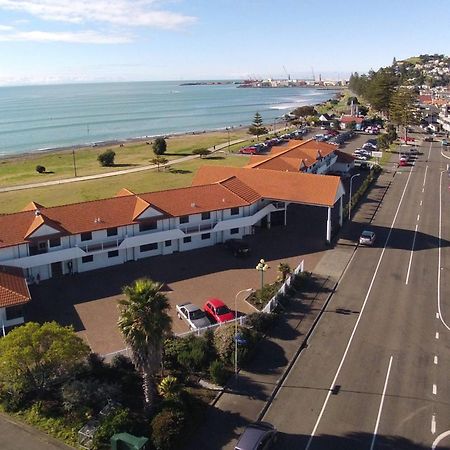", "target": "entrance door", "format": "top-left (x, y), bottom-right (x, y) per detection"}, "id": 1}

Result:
top-left (51, 261), bottom-right (63, 278)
